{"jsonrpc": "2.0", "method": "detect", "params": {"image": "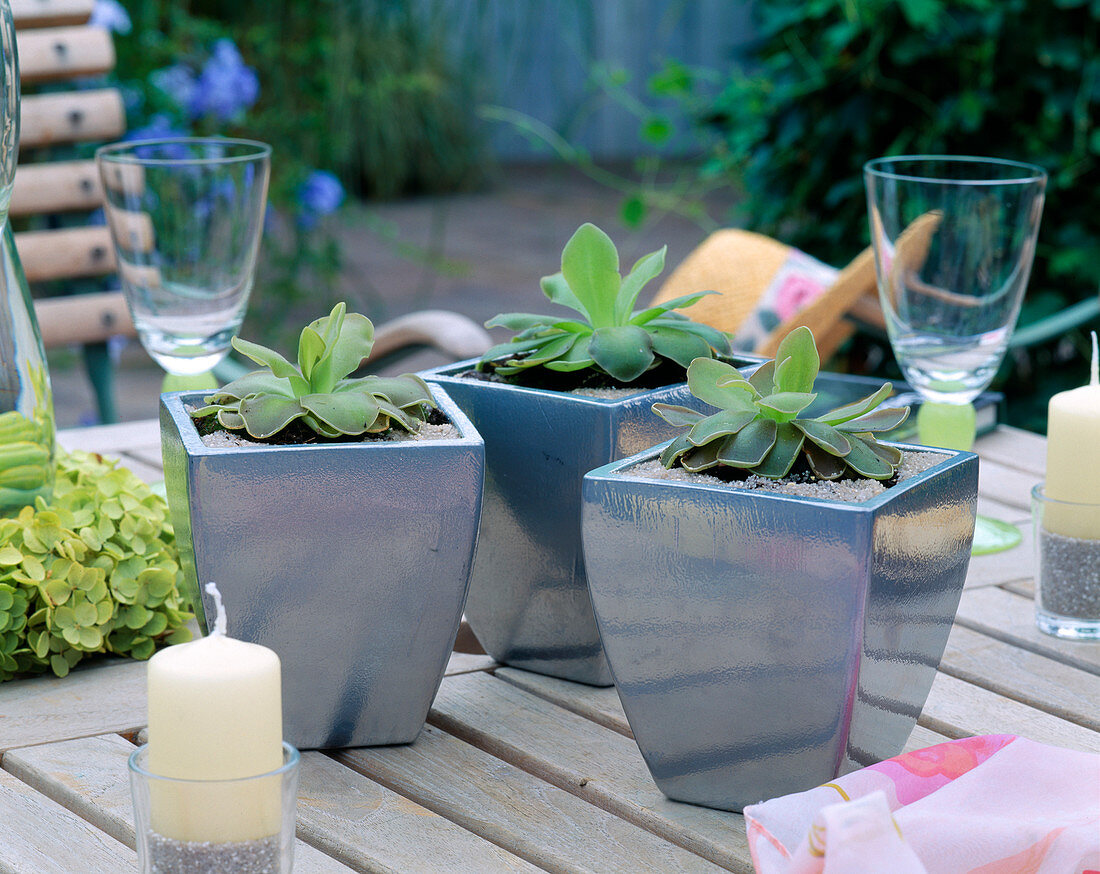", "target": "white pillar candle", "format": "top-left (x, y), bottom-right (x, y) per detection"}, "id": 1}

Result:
top-left (1044, 333), bottom-right (1100, 538)
top-left (146, 583), bottom-right (283, 842)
